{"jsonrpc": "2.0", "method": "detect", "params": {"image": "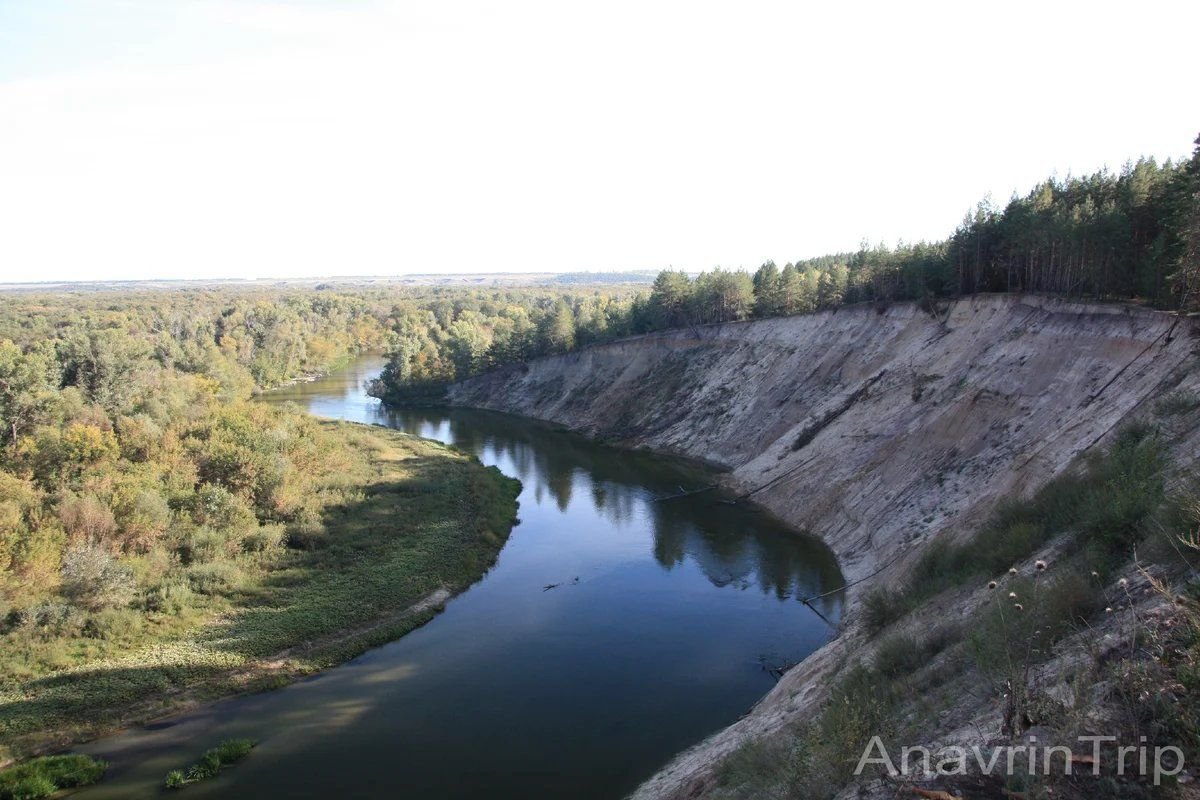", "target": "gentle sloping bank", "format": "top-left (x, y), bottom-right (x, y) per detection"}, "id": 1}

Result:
top-left (0, 420), bottom-right (520, 763)
top-left (445, 295), bottom-right (1200, 798)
